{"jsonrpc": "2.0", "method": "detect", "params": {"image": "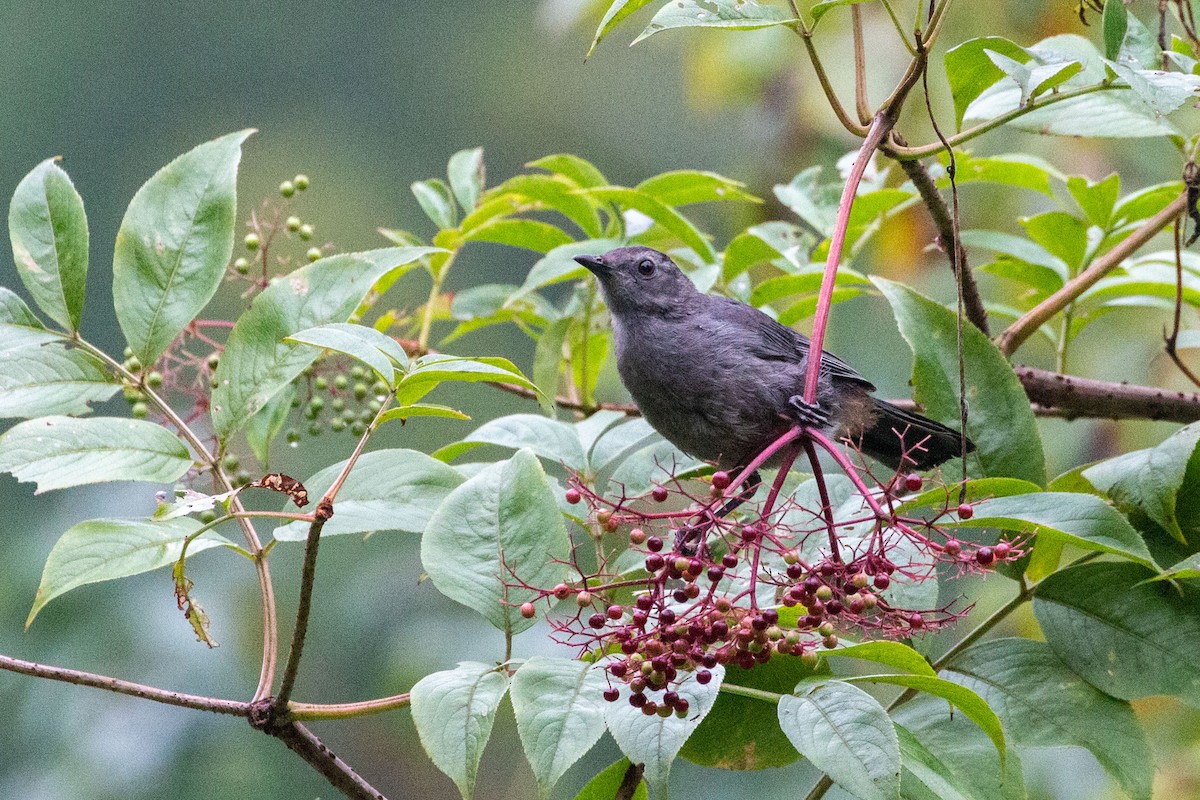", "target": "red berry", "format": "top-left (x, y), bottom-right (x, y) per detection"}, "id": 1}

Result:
top-left (553, 583), bottom-right (571, 600)
top-left (609, 661), bottom-right (628, 678)
top-left (646, 536), bottom-right (664, 553)
top-left (711, 471), bottom-right (730, 491)
top-left (957, 503), bottom-right (974, 520)
top-left (565, 488), bottom-right (581, 504)
top-left (943, 539), bottom-right (962, 557)
top-left (603, 688), bottom-right (620, 702)
top-left (645, 553), bottom-right (665, 572)
top-left (908, 613), bottom-right (925, 629)
top-left (904, 473), bottom-right (923, 492)
top-left (629, 692), bottom-right (647, 708)
top-left (873, 574), bottom-right (891, 590)
top-left (629, 527), bottom-right (647, 545)
top-left (607, 604), bottom-right (624, 620)
top-left (519, 602), bottom-right (536, 619)
top-left (652, 485), bottom-right (669, 502)
top-left (674, 556), bottom-right (691, 573)
top-left (588, 613), bottom-right (606, 628)
top-left (975, 546), bottom-right (995, 566)
top-left (695, 669), bottom-right (712, 684)
top-left (635, 594), bottom-right (653, 611)
top-left (994, 541), bottom-right (1012, 559)
top-left (722, 553), bottom-right (739, 569)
